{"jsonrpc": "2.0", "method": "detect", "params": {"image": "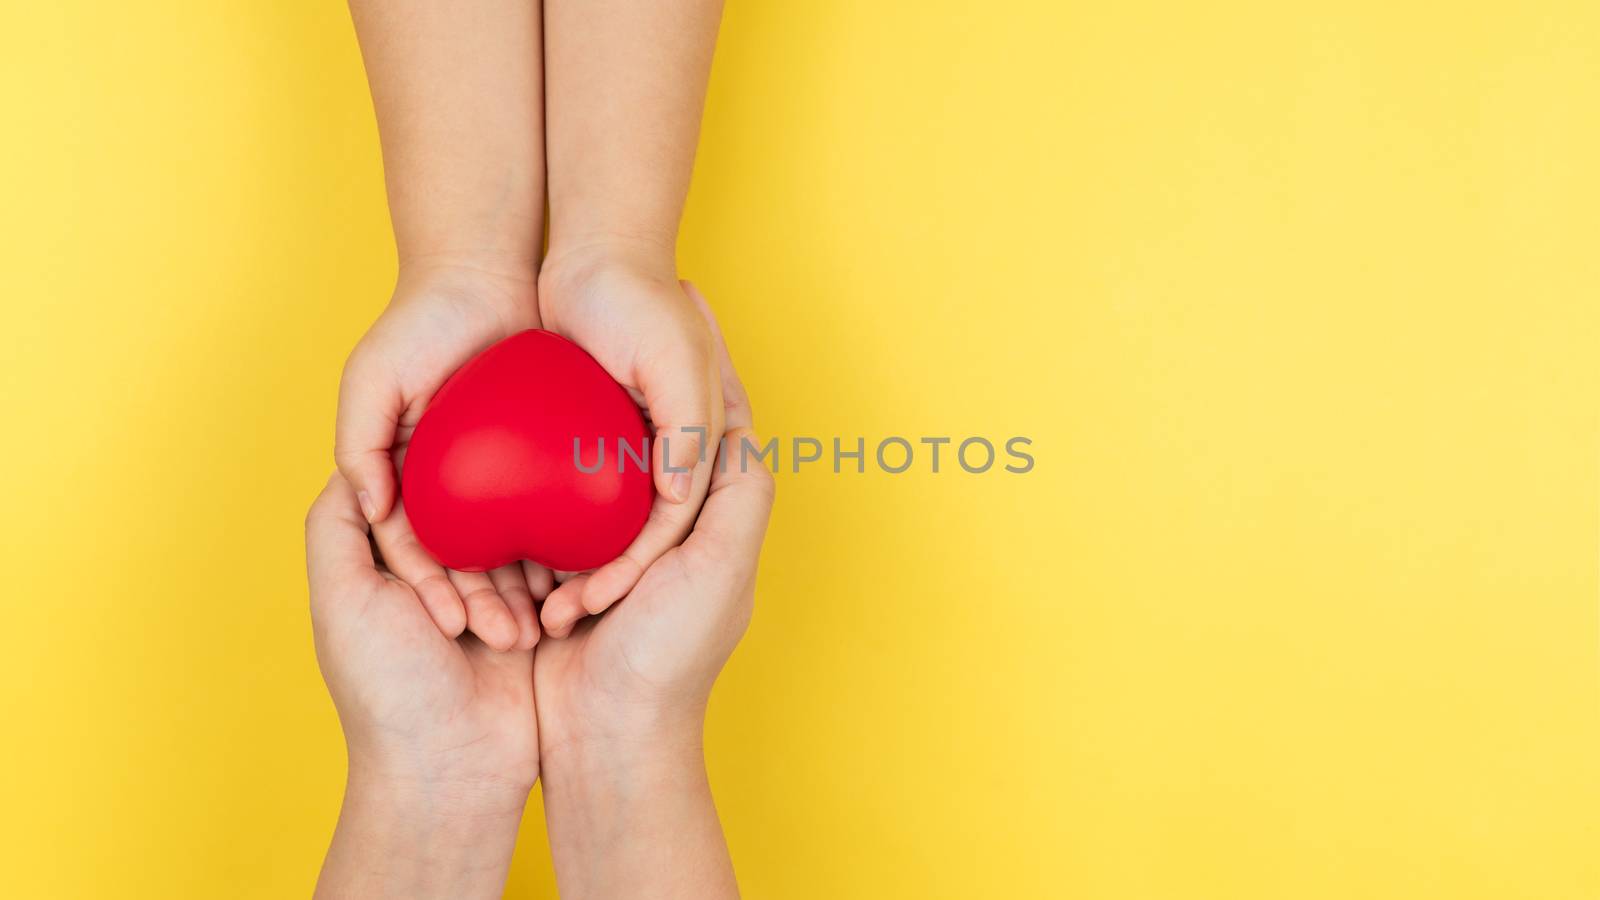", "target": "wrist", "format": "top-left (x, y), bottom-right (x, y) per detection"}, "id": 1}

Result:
top-left (346, 754), bottom-right (534, 821)
top-left (391, 190), bottom-right (545, 284)
top-left (397, 251), bottom-right (539, 290)
top-left (316, 762), bottom-right (528, 900)
top-left (546, 228), bottom-right (676, 270)
top-left (389, 254), bottom-right (540, 318)
top-left (538, 713), bottom-right (738, 900)
top-left (539, 705), bottom-right (706, 785)
top-left (540, 234), bottom-right (677, 299)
